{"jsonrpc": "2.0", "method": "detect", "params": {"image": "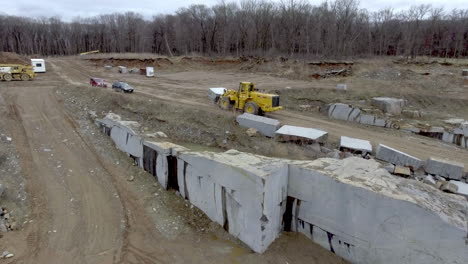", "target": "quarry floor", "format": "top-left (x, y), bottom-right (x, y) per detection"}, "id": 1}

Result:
top-left (0, 59), bottom-right (346, 263)
top-left (1, 56), bottom-right (467, 263)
